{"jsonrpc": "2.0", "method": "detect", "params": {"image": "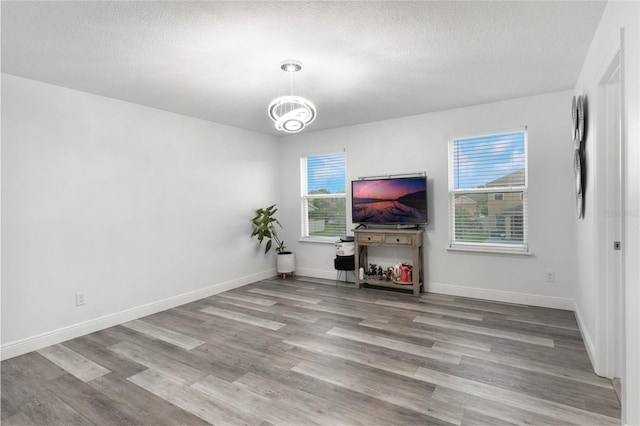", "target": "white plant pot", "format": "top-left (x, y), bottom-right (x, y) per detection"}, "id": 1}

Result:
top-left (276, 252), bottom-right (295, 277)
